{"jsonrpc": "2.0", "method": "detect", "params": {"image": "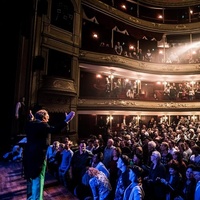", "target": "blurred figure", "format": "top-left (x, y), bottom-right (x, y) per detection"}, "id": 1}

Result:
top-left (175, 164), bottom-right (196, 200)
top-left (108, 147), bottom-right (122, 199)
top-left (160, 159), bottom-right (183, 200)
top-left (70, 140), bottom-right (93, 199)
top-left (123, 165), bottom-right (145, 200)
top-left (143, 150), bottom-right (166, 200)
top-left (87, 167), bottom-right (112, 200)
top-left (15, 96), bottom-right (26, 135)
top-left (114, 41), bottom-right (123, 55)
top-left (58, 140), bottom-right (74, 189)
top-left (103, 138), bottom-right (116, 168)
top-left (193, 166), bottom-right (200, 200)
top-left (114, 154), bottom-right (131, 200)
top-left (46, 140), bottom-right (60, 175)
